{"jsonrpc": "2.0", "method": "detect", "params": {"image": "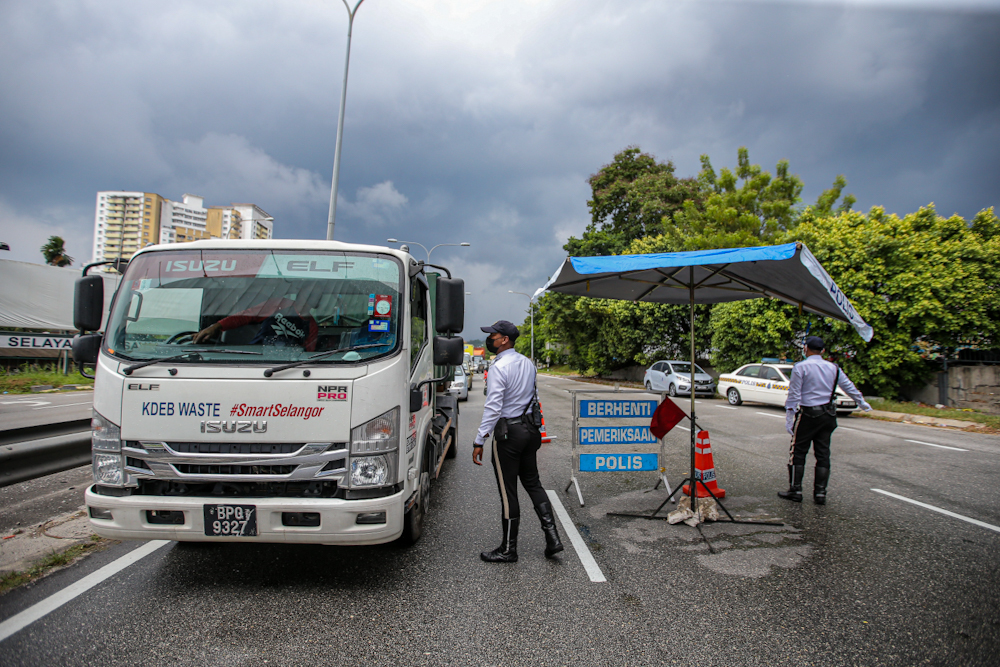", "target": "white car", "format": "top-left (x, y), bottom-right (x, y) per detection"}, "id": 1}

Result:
top-left (643, 360), bottom-right (716, 397)
top-left (717, 363), bottom-right (859, 415)
top-left (448, 364), bottom-right (469, 401)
